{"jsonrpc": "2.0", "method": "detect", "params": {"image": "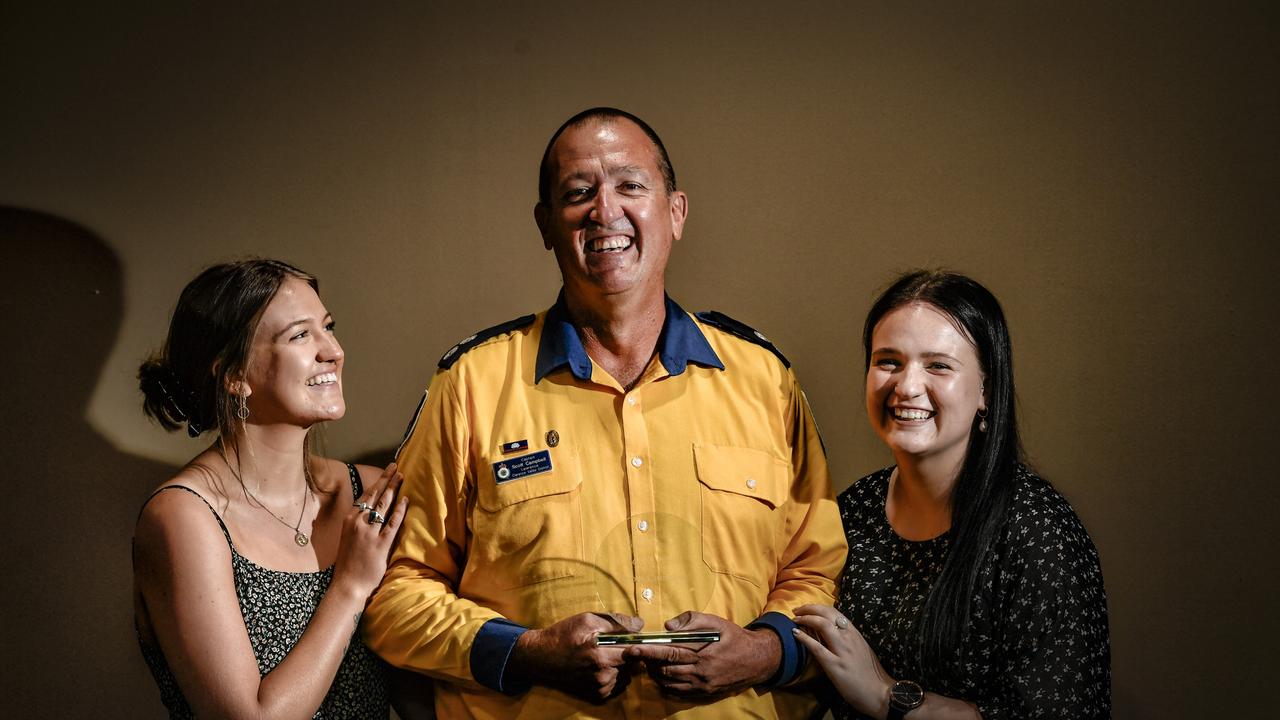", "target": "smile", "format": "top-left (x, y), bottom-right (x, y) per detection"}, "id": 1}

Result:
top-left (305, 372), bottom-right (338, 386)
top-left (892, 408), bottom-right (934, 421)
top-left (587, 236), bottom-right (632, 252)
